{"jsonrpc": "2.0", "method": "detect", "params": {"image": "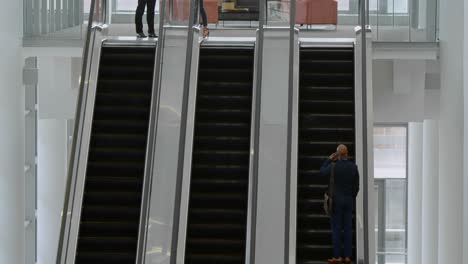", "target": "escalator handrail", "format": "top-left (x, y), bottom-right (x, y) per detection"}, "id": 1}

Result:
top-left (56, 1), bottom-right (108, 263)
